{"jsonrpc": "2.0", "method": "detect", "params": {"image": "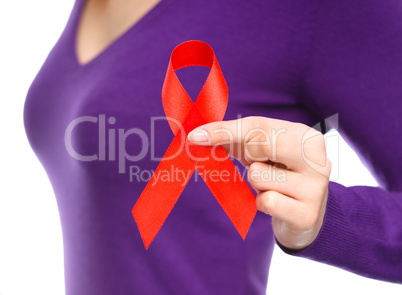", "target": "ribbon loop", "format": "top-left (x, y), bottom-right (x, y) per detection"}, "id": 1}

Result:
top-left (132, 40), bottom-right (257, 249)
